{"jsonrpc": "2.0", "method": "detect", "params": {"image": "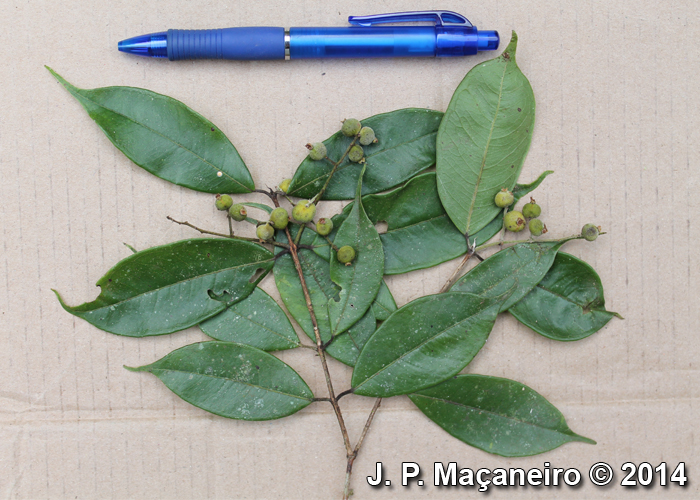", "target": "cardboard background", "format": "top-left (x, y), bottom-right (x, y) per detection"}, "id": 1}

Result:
top-left (1, 0), bottom-right (698, 498)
